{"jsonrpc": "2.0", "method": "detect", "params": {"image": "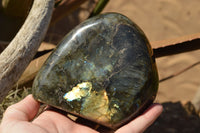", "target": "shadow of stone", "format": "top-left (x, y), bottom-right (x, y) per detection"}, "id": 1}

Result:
top-left (145, 102), bottom-right (200, 133)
